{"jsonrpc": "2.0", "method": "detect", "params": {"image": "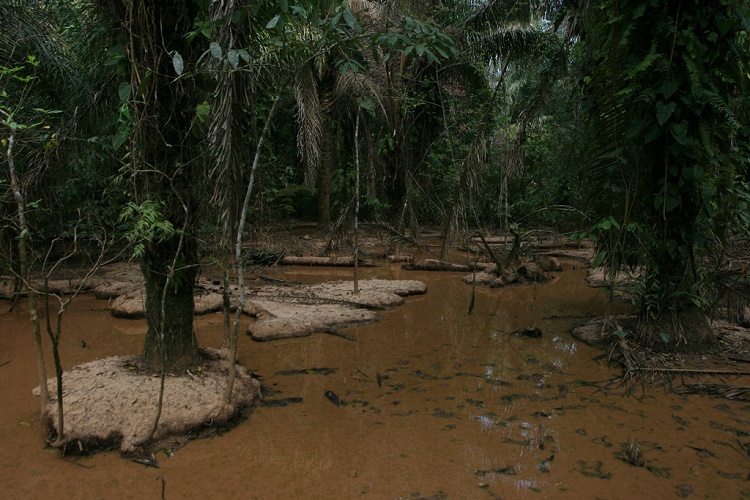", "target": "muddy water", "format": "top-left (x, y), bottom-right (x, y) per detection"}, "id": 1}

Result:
top-left (2, 262), bottom-right (749, 499)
